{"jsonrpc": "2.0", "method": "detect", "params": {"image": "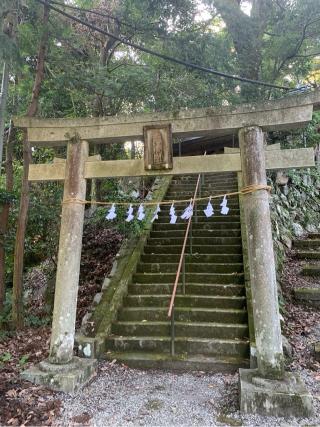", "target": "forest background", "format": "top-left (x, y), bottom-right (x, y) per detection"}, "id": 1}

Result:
top-left (0, 0), bottom-right (320, 330)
